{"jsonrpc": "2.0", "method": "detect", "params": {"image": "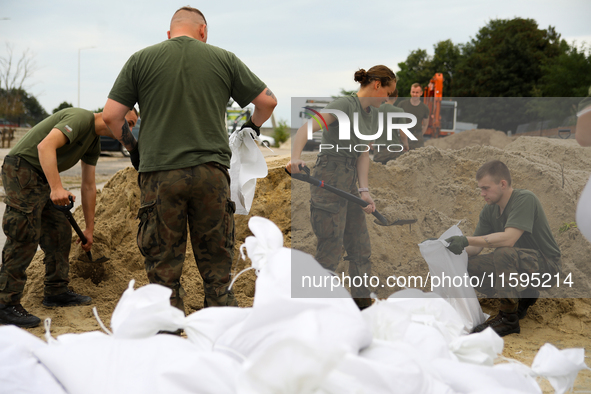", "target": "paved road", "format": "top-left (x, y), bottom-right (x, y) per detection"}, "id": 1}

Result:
top-left (0, 144), bottom-right (290, 249)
